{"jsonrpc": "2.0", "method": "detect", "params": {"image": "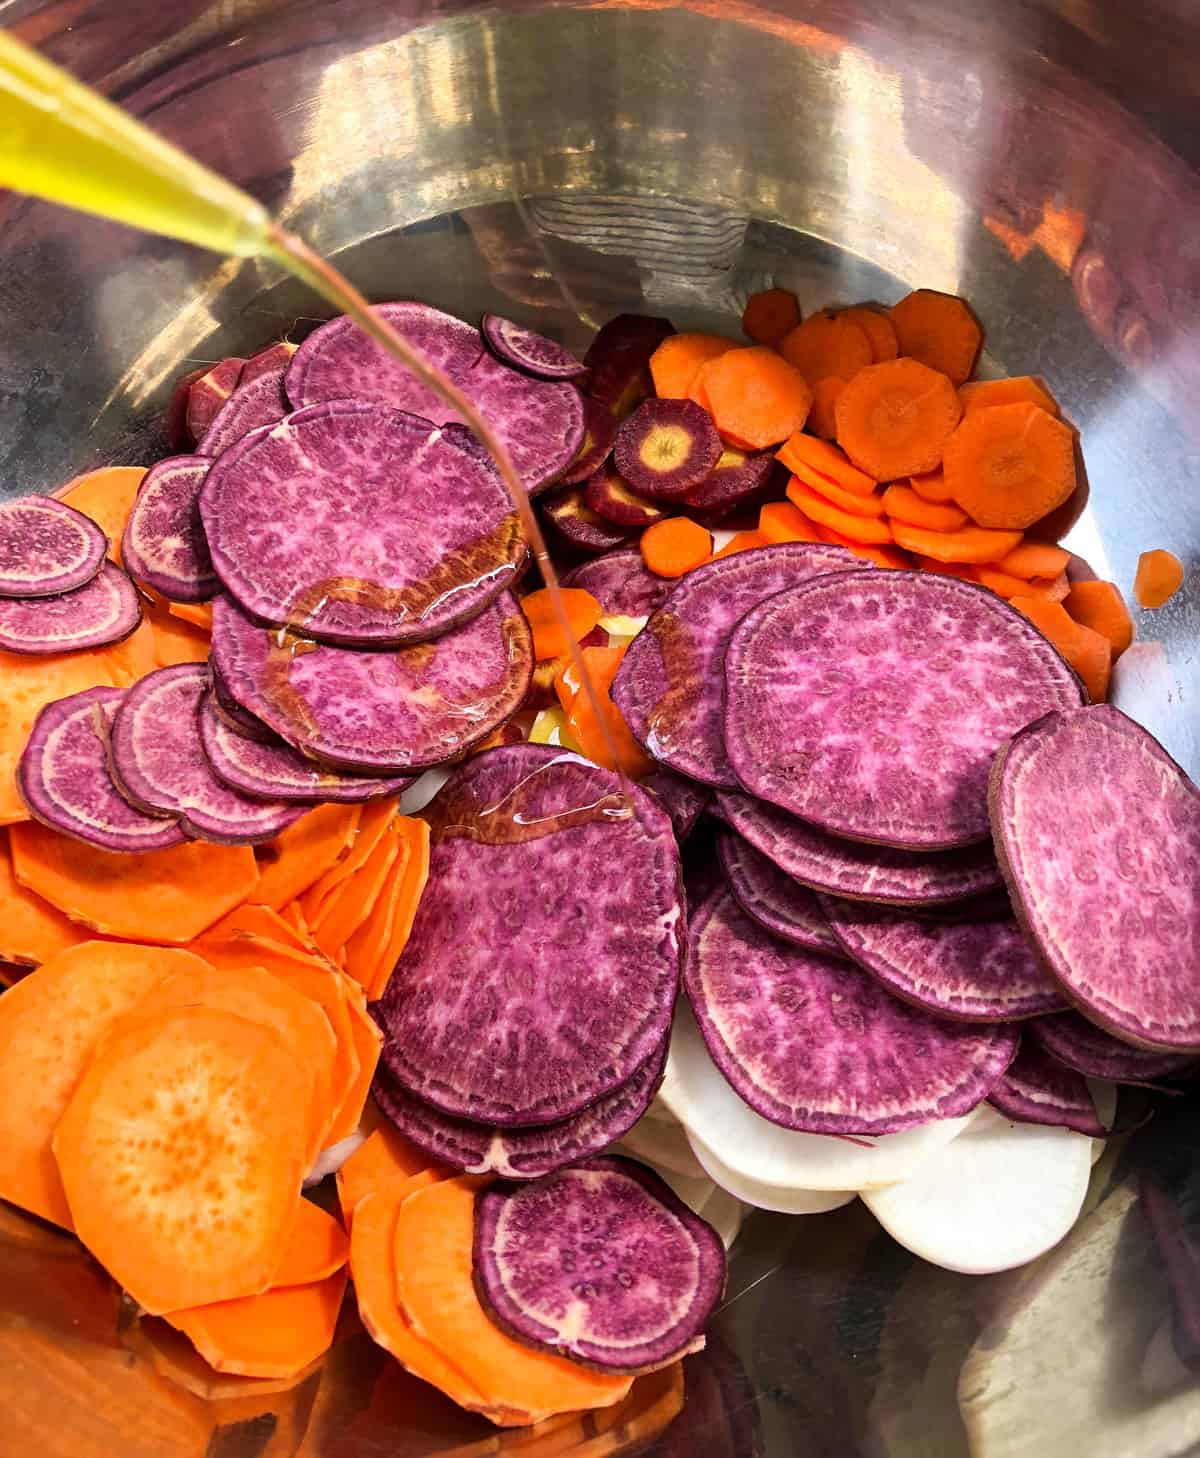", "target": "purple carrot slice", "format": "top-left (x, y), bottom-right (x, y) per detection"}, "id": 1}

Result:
top-left (988, 1041), bottom-right (1105, 1136)
top-left (239, 340), bottom-right (296, 384)
top-left (165, 366), bottom-right (205, 450)
top-left (612, 542), bottom-right (863, 788)
top-left (1029, 1010), bottom-right (1198, 1083)
top-left (185, 356), bottom-right (245, 441)
top-left (680, 446), bottom-right (778, 520)
top-left (17, 686), bottom-right (186, 852)
top-left (108, 664), bottom-right (304, 844)
top-left (541, 485), bottom-right (636, 554)
top-left (562, 545), bottom-right (674, 618)
top-left (715, 789), bottom-right (1002, 905)
top-left (0, 561), bottom-right (141, 655)
top-left (991, 703), bottom-right (1200, 1052)
top-left (584, 314), bottom-right (676, 370)
top-left (481, 314), bottom-right (587, 380)
top-left (686, 884), bottom-right (1017, 1134)
top-left (376, 745), bottom-right (683, 1126)
top-left (472, 1153), bottom-right (724, 1372)
top-left (584, 461), bottom-right (667, 527)
top-left (559, 395), bottom-right (619, 486)
top-left (819, 894), bottom-right (1065, 1022)
top-left (716, 830), bottom-right (841, 955)
top-left (209, 592), bottom-right (531, 773)
top-left (725, 572), bottom-right (1085, 849)
top-left (372, 1041), bottom-right (666, 1179)
top-left (0, 495), bottom-right (107, 598)
top-left (200, 400), bottom-right (525, 647)
top-left (614, 398), bottom-right (722, 501)
top-left (120, 456), bottom-right (217, 602)
top-left (196, 367), bottom-right (289, 458)
top-left (643, 768), bottom-right (709, 843)
top-left (285, 302), bottom-right (585, 493)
